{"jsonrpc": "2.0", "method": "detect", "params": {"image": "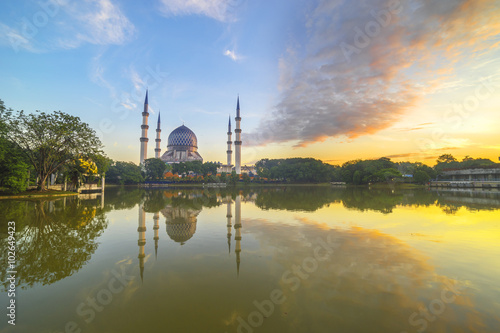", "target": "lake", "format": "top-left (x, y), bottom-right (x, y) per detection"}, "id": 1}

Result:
top-left (1, 186), bottom-right (500, 333)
